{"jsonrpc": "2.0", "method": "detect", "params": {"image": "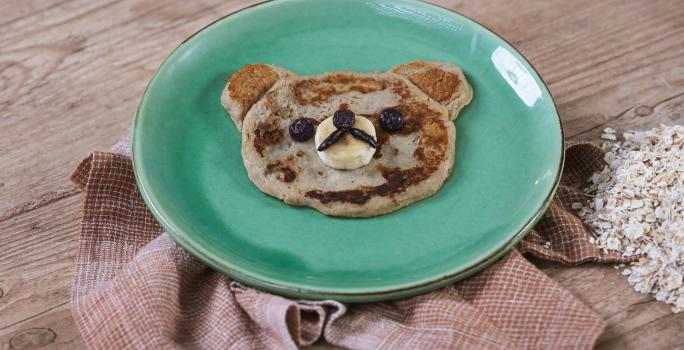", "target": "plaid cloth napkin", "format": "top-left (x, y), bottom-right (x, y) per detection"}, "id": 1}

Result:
top-left (70, 140), bottom-right (634, 349)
